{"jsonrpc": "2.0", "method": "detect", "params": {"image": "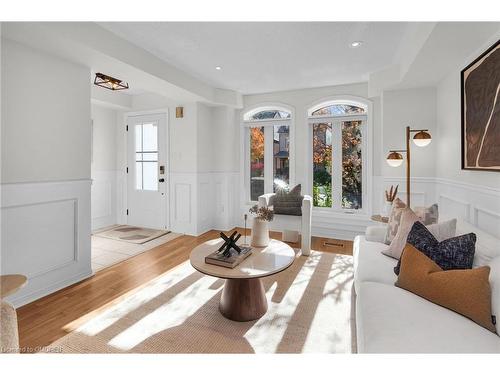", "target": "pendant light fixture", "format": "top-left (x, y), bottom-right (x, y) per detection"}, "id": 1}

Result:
top-left (94, 72), bottom-right (129, 91)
